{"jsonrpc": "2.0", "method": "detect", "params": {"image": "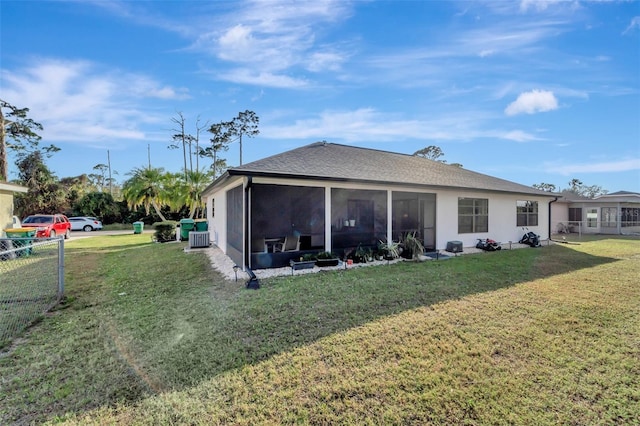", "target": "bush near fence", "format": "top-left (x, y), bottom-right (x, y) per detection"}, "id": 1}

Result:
top-left (0, 238), bottom-right (64, 349)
